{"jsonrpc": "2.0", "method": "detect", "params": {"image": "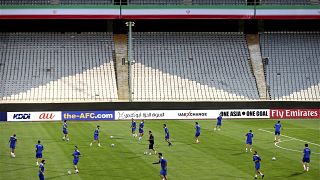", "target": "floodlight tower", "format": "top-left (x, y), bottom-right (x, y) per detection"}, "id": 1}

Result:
top-left (126, 21), bottom-right (135, 102)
